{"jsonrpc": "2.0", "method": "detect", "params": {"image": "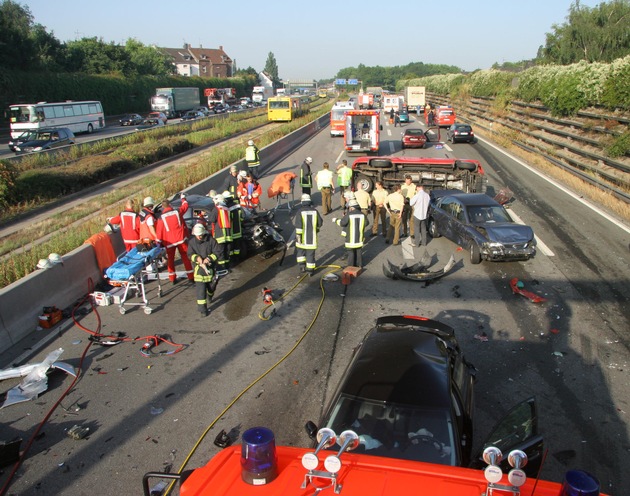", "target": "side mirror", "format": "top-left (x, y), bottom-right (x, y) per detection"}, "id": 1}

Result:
top-left (304, 420), bottom-right (318, 440)
top-left (380, 125), bottom-right (383, 131)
